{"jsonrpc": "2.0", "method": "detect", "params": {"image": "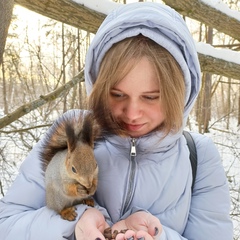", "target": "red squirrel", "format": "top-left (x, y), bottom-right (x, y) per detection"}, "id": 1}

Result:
top-left (39, 111), bottom-right (99, 221)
